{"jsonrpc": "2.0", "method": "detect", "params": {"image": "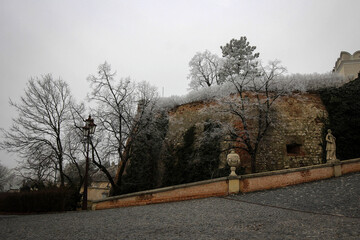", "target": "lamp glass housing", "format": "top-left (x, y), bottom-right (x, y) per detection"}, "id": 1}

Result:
top-left (83, 126), bottom-right (90, 137)
top-left (83, 115), bottom-right (96, 137)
